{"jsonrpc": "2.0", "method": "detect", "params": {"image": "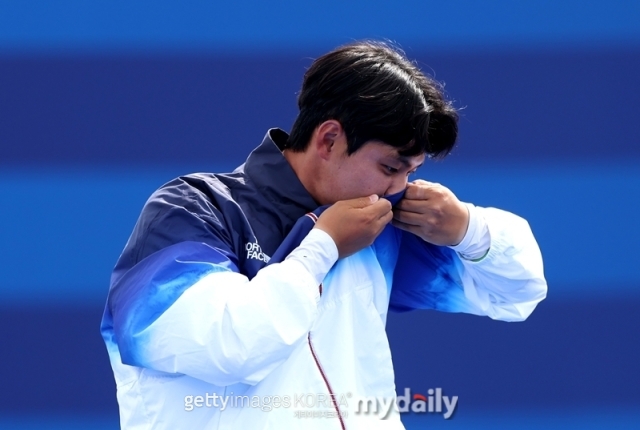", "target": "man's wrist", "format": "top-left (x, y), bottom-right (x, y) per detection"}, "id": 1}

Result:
top-left (448, 203), bottom-right (491, 261)
top-left (285, 228), bottom-right (339, 285)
